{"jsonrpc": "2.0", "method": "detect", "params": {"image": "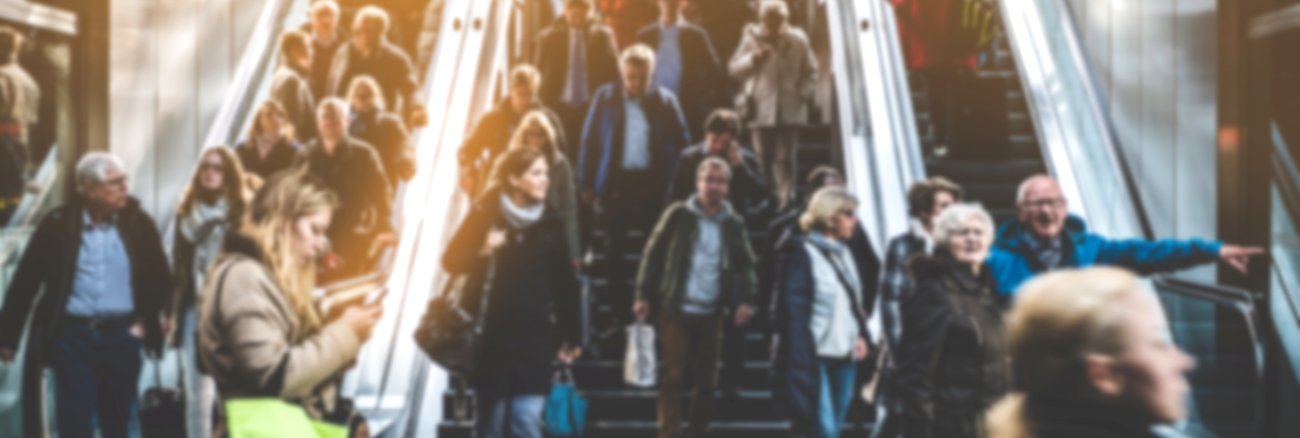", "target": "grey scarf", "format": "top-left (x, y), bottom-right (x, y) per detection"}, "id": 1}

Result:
top-left (499, 193), bottom-right (544, 230)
